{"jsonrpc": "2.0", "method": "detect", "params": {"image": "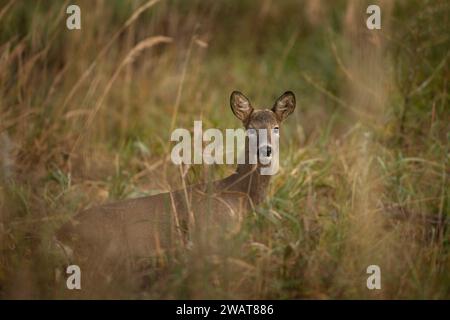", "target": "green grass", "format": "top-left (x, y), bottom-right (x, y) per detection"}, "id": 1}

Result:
top-left (0, 0), bottom-right (449, 299)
